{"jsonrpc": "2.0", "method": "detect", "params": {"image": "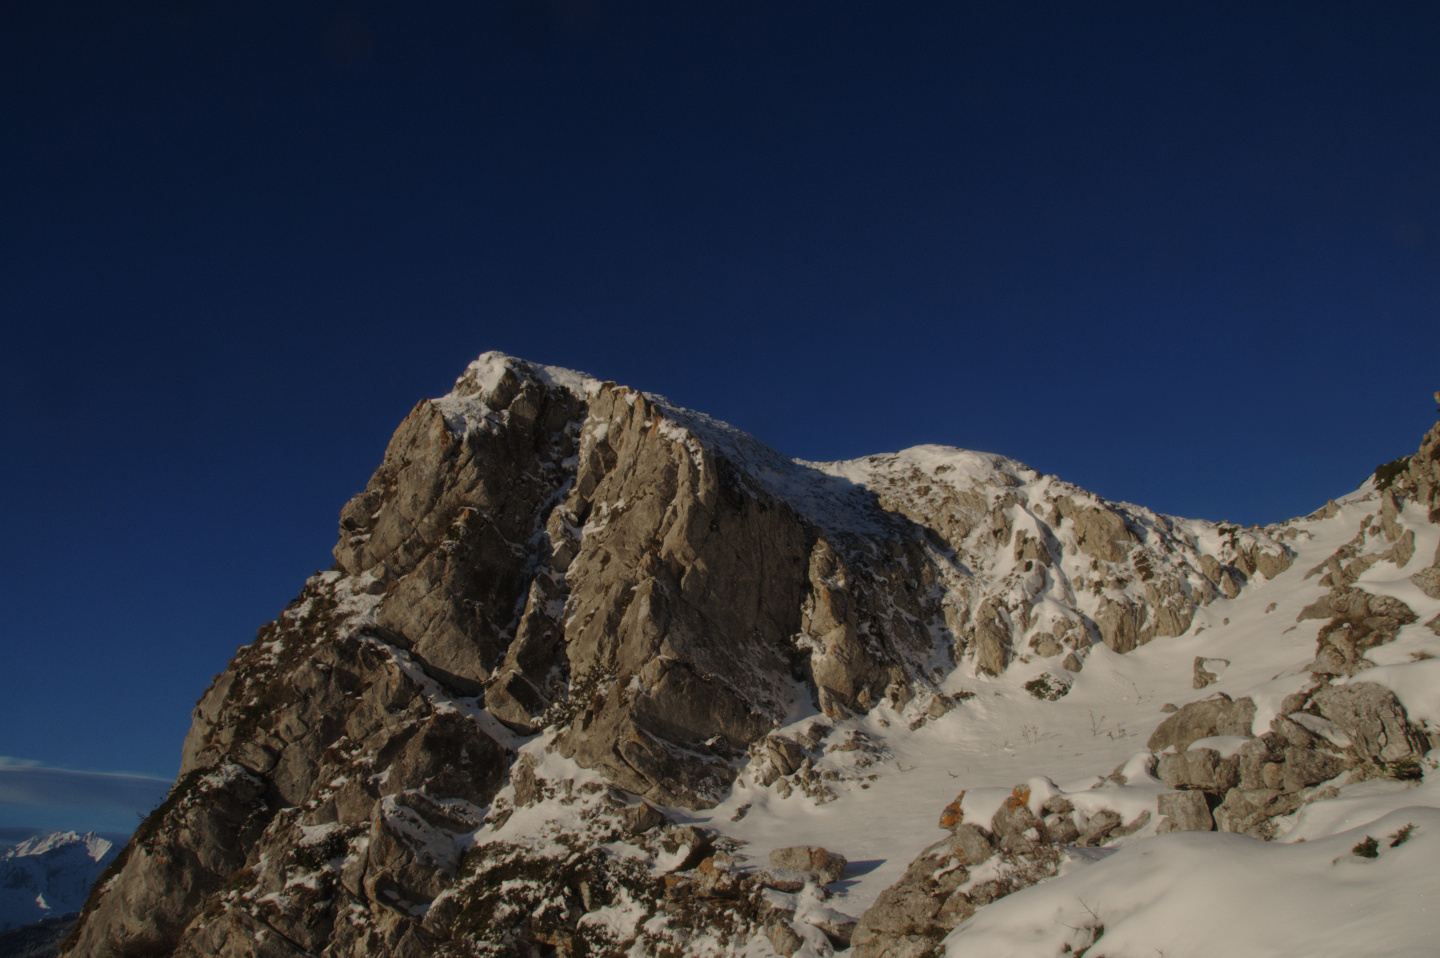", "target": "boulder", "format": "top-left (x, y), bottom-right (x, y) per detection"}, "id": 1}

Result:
top-left (1076, 809), bottom-right (1122, 847)
top-left (1044, 813), bottom-right (1081, 845)
top-left (1270, 715), bottom-right (1316, 749)
top-left (949, 824), bottom-right (995, 866)
top-left (1094, 597), bottom-right (1143, 654)
top-left (1029, 633), bottom-right (1064, 658)
top-left (1156, 747), bottom-right (1241, 792)
top-left (990, 787), bottom-right (1049, 855)
top-left (938, 792), bottom-right (965, 830)
top-left (620, 801), bottom-right (665, 835)
top-left (1193, 656), bottom-right (1229, 690)
top-left (765, 921), bottom-right (804, 957)
top-left (757, 868), bottom-right (815, 893)
top-left (1147, 696), bottom-right (1256, 752)
top-left (1281, 745), bottom-right (1350, 792)
top-left (1156, 790), bottom-right (1214, 832)
top-left (1252, 546), bottom-right (1295, 580)
top-left (850, 884), bottom-right (943, 957)
top-left (972, 598), bottom-right (1012, 676)
top-left (767, 736), bottom-right (808, 776)
top-left (1300, 588), bottom-right (1417, 676)
top-left (1312, 682), bottom-right (1429, 764)
top-left (1213, 788), bottom-right (1302, 839)
top-left (1412, 542), bottom-right (1440, 599)
top-left (769, 846), bottom-right (848, 885)
top-left (1058, 498), bottom-right (1136, 562)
